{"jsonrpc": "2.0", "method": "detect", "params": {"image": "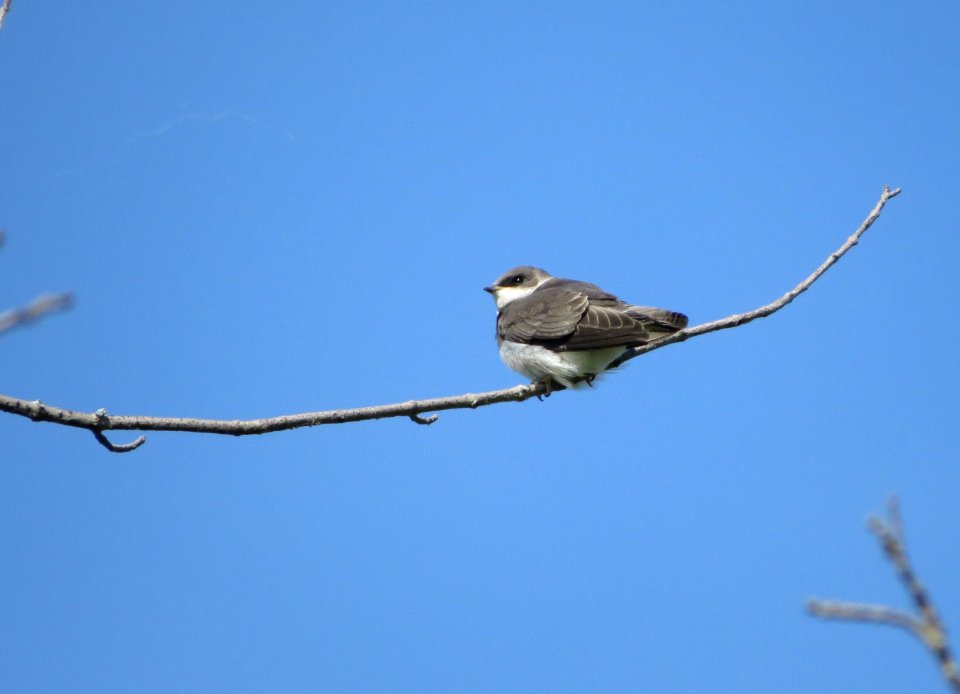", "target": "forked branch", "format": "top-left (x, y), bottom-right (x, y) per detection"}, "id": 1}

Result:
top-left (0, 186), bottom-right (901, 452)
top-left (808, 497), bottom-right (960, 692)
